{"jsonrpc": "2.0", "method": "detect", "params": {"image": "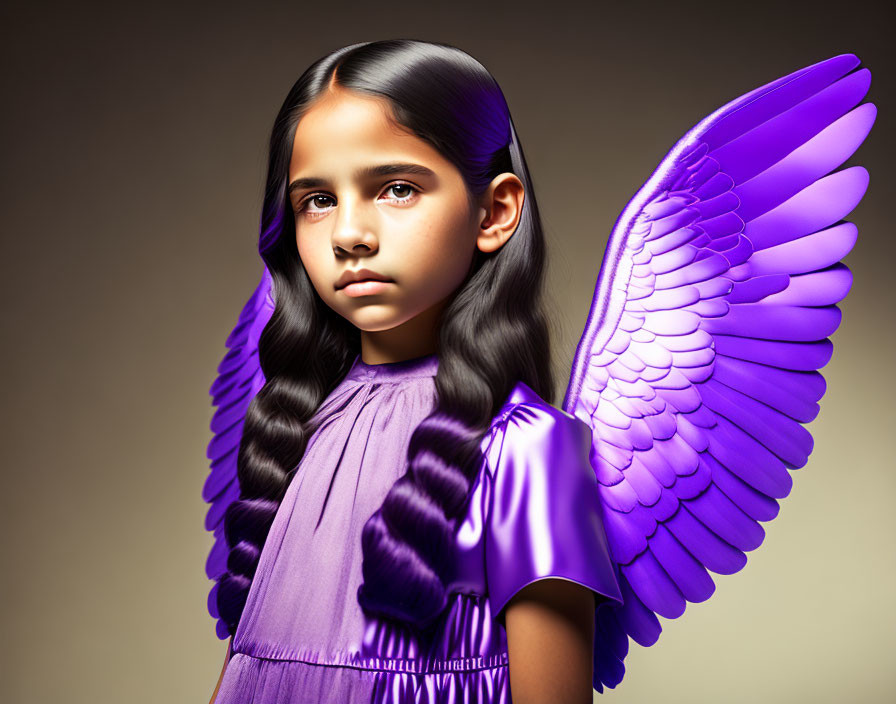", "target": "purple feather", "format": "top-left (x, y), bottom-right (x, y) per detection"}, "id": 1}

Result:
top-left (744, 170), bottom-right (867, 251)
top-left (733, 103), bottom-right (877, 220)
